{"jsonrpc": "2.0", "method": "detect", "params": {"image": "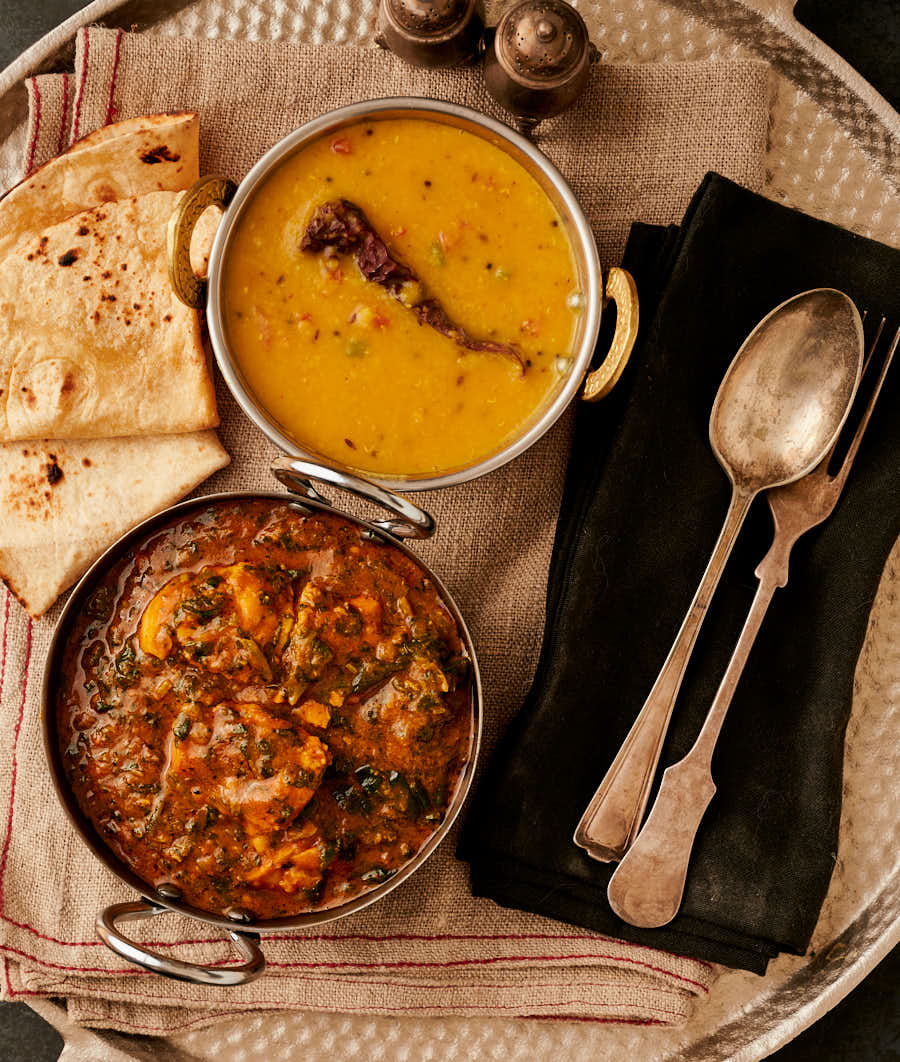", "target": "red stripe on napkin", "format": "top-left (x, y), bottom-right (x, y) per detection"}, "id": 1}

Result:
top-left (104, 29), bottom-right (123, 126)
top-left (71, 27), bottom-right (90, 142)
top-left (25, 78), bottom-right (41, 175)
top-left (57, 72), bottom-right (70, 155)
top-left (0, 619), bottom-right (31, 907)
